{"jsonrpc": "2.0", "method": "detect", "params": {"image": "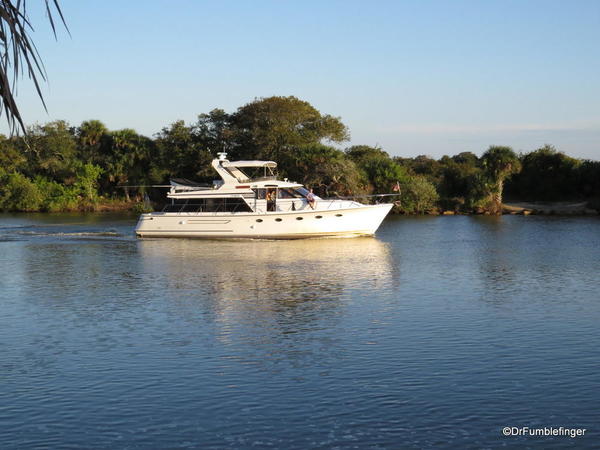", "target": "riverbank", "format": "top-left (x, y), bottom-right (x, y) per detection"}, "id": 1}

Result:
top-left (421, 201), bottom-right (599, 216)
top-left (0, 198), bottom-right (151, 214)
top-left (91, 199), bottom-right (141, 212)
top-left (502, 201), bottom-right (599, 216)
